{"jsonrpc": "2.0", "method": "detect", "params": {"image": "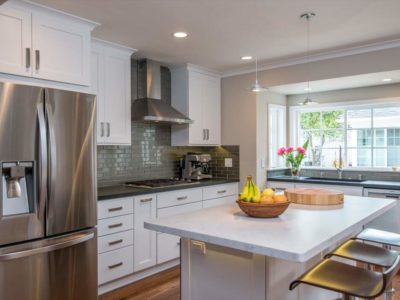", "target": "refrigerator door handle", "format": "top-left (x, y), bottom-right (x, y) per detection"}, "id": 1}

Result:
top-left (37, 101), bottom-right (47, 219)
top-left (0, 232), bottom-right (94, 261)
top-left (45, 99), bottom-right (57, 203)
